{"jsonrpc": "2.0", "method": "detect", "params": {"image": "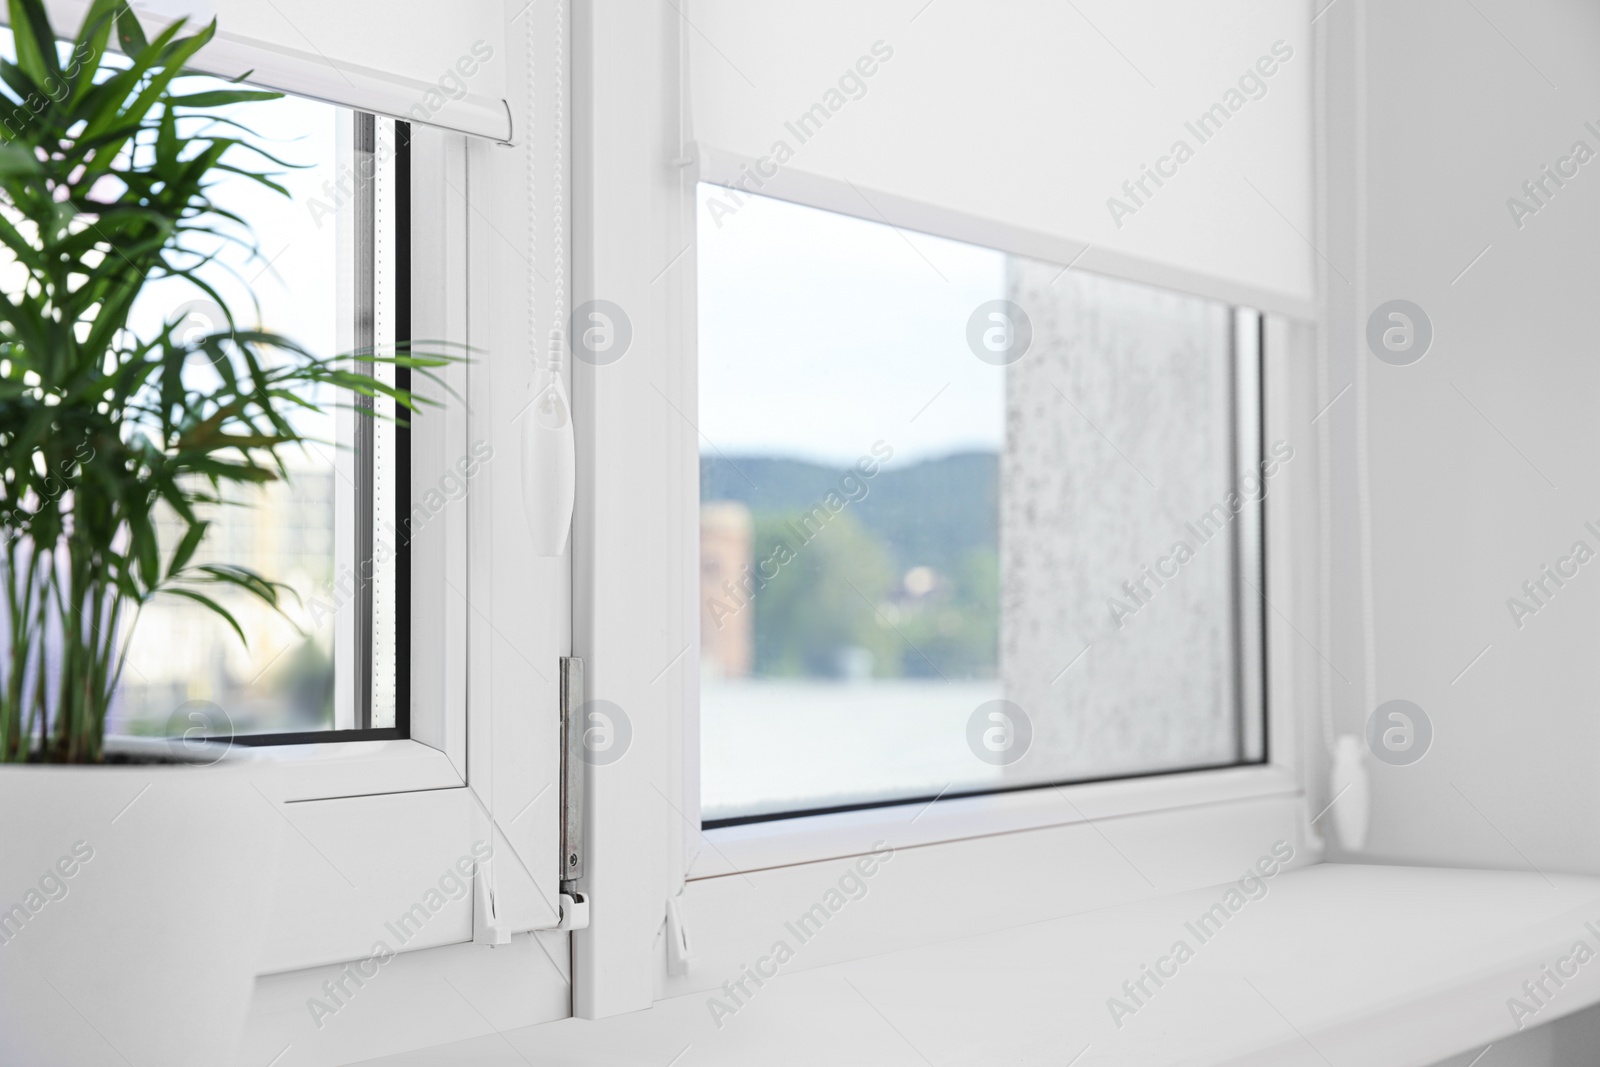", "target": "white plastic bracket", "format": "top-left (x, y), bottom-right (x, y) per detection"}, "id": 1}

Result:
top-left (473, 862), bottom-right (513, 946)
top-left (665, 894), bottom-right (692, 976)
top-left (557, 891), bottom-right (590, 932)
